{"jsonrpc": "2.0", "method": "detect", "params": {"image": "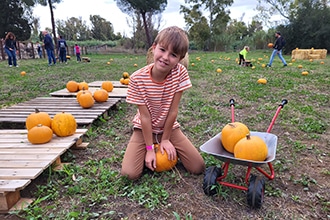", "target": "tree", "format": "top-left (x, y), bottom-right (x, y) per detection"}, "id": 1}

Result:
top-left (115, 0), bottom-right (167, 48)
top-left (56, 17), bottom-right (91, 41)
top-left (0, 0), bottom-right (32, 40)
top-left (36, 0), bottom-right (62, 49)
top-left (90, 15), bottom-right (115, 41)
